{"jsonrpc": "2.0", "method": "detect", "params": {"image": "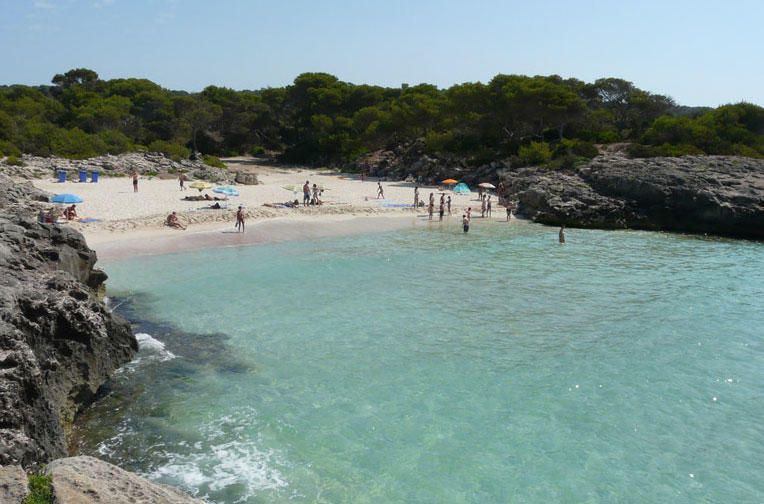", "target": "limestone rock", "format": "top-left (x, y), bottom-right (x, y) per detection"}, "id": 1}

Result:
top-left (46, 456), bottom-right (204, 504)
top-left (0, 176), bottom-right (137, 467)
top-left (354, 145), bottom-right (764, 239)
top-left (234, 170), bottom-right (260, 185)
top-left (0, 152), bottom-right (233, 184)
top-left (0, 465), bottom-right (29, 503)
